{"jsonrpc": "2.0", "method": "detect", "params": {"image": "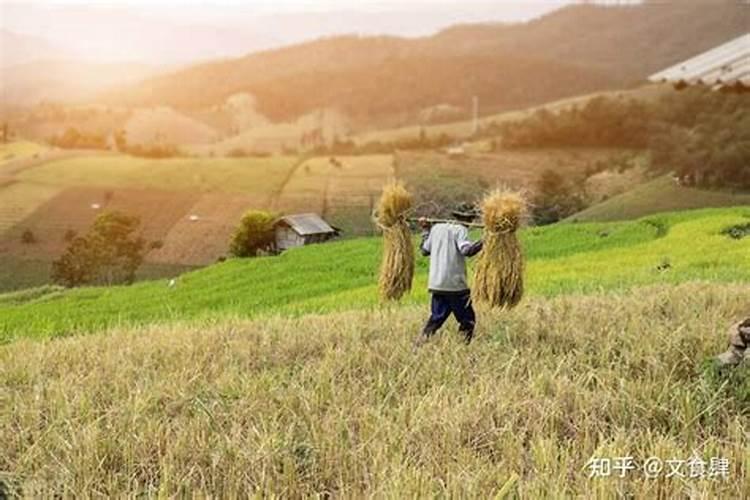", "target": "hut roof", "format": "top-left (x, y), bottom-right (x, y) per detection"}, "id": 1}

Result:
top-left (277, 213), bottom-right (337, 236)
